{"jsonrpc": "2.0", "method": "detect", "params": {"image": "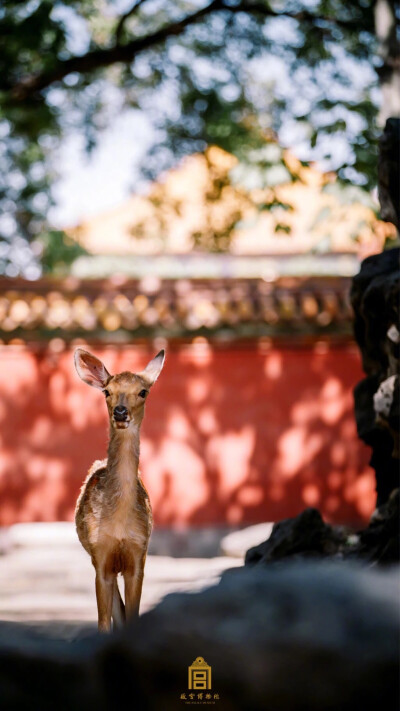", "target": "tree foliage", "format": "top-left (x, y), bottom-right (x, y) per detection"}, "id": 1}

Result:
top-left (0, 0), bottom-right (393, 274)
